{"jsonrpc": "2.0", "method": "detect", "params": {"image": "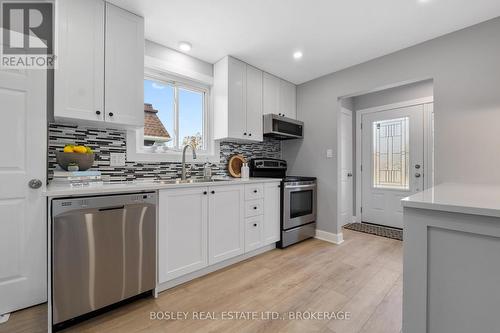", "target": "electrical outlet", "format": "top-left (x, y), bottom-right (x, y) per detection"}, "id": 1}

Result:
top-left (326, 149), bottom-right (334, 159)
top-left (110, 153), bottom-right (126, 167)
